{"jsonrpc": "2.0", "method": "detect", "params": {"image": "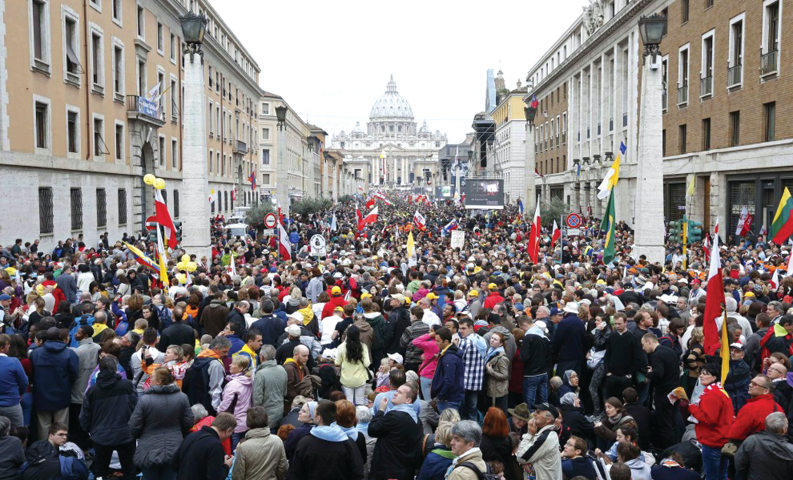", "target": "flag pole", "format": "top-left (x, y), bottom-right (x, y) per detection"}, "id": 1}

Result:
top-left (559, 213), bottom-right (563, 265)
